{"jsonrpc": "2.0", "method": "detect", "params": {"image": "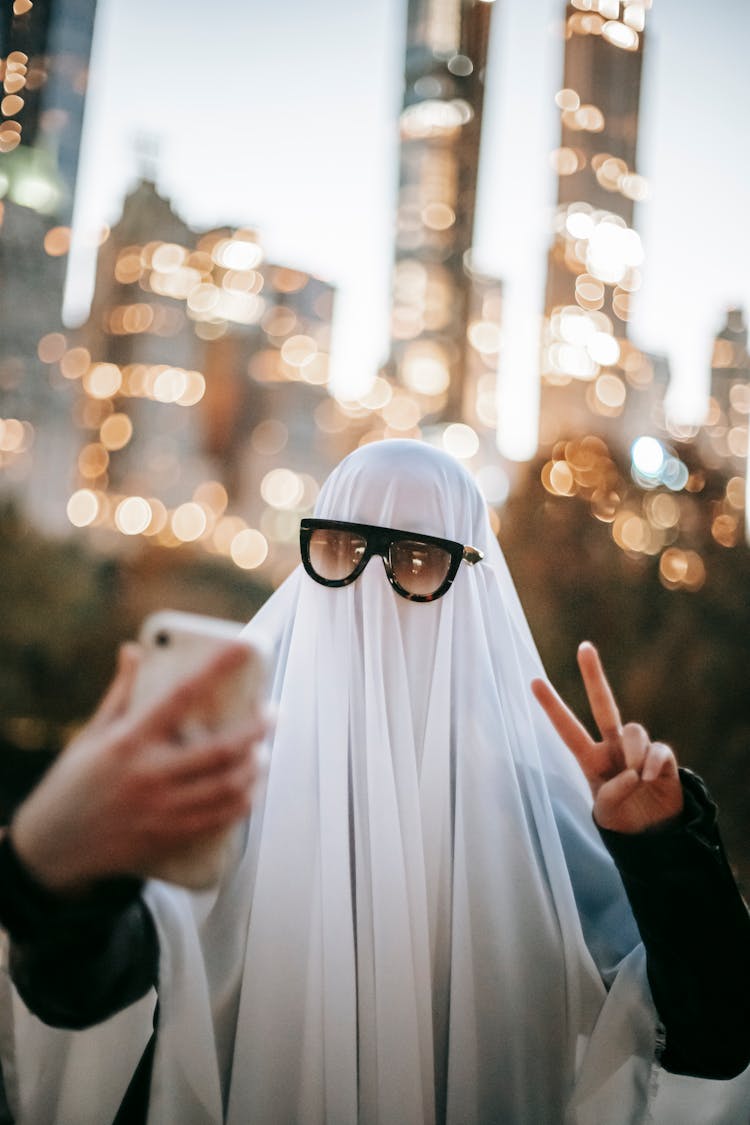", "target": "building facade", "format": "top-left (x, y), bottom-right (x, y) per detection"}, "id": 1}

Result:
top-left (0, 0), bottom-right (98, 221)
top-left (540, 0), bottom-right (651, 452)
top-left (64, 178), bottom-right (342, 582)
top-left (389, 0), bottom-right (500, 426)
